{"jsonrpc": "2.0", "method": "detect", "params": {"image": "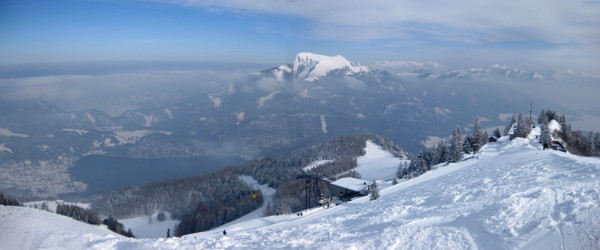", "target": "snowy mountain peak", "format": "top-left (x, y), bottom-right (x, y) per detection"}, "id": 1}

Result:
top-left (292, 52), bottom-right (370, 81)
top-left (265, 52), bottom-right (371, 82)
